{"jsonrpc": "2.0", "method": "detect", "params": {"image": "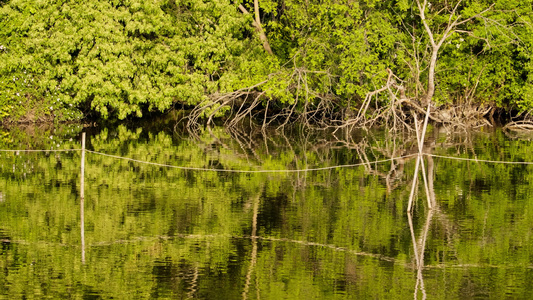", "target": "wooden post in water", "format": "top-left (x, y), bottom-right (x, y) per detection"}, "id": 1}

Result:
top-left (80, 132), bottom-right (86, 264)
